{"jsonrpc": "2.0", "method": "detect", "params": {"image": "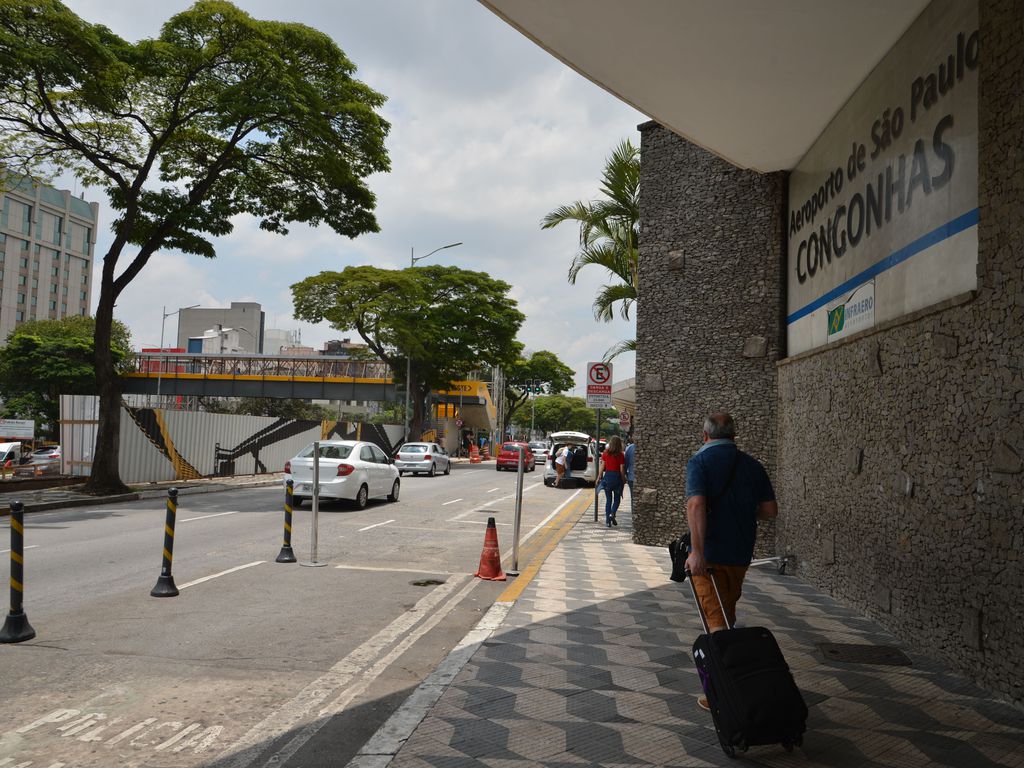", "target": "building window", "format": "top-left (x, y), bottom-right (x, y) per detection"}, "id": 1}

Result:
top-left (17, 293), bottom-right (25, 304)
top-left (50, 285), bottom-right (57, 294)
top-left (20, 257), bottom-right (28, 268)
top-left (53, 251), bottom-right (60, 262)
top-left (15, 310), bottom-right (23, 322)
top-left (51, 266), bottom-right (58, 277)
top-left (30, 295), bottom-right (37, 306)
top-left (82, 274), bottom-right (88, 285)
top-left (63, 270), bottom-right (69, 280)
top-left (62, 286), bottom-right (68, 296)
top-left (61, 303), bottom-right (67, 313)
top-left (81, 307), bottom-right (87, 316)
top-left (31, 278), bottom-right (37, 289)
top-left (49, 300), bottom-right (56, 310)
top-left (17, 274), bottom-right (25, 285)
